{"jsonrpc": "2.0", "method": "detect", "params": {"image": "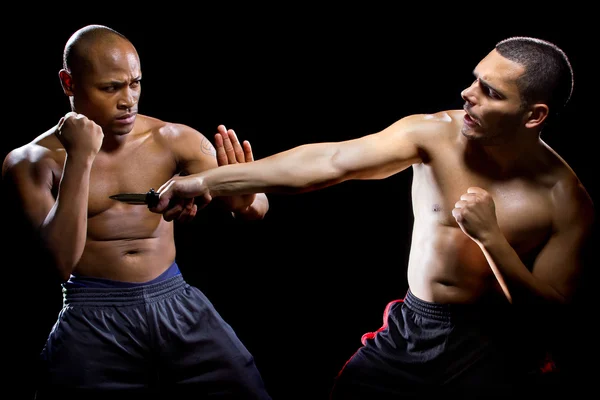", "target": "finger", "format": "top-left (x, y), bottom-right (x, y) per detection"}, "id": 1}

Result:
top-left (454, 200), bottom-right (466, 209)
top-left (187, 204), bottom-right (198, 221)
top-left (195, 193), bottom-right (212, 210)
top-left (452, 208), bottom-right (463, 222)
top-left (242, 140), bottom-right (254, 162)
top-left (150, 194), bottom-right (172, 213)
top-left (214, 133), bottom-right (223, 148)
top-left (227, 129), bottom-right (246, 163)
top-left (177, 201), bottom-right (197, 223)
top-left (214, 133), bottom-right (228, 166)
top-left (153, 183), bottom-right (179, 213)
top-left (220, 129), bottom-right (237, 164)
top-left (55, 119), bottom-right (65, 137)
top-left (179, 209), bottom-right (196, 223)
top-left (217, 124), bottom-right (228, 135)
top-left (63, 111), bottom-right (77, 121)
top-left (163, 204), bottom-right (184, 222)
top-left (460, 193), bottom-right (477, 201)
top-left (467, 187), bottom-right (485, 195)
top-left (70, 112), bottom-right (86, 123)
top-left (57, 112), bottom-right (77, 133)
top-left (157, 180), bottom-right (171, 193)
